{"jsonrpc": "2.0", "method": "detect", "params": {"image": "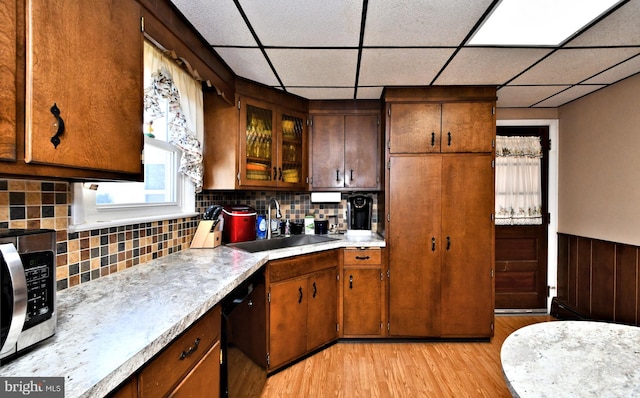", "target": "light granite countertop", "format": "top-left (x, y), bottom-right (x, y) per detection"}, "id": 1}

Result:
top-left (0, 233), bottom-right (384, 398)
top-left (501, 320), bottom-right (640, 397)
